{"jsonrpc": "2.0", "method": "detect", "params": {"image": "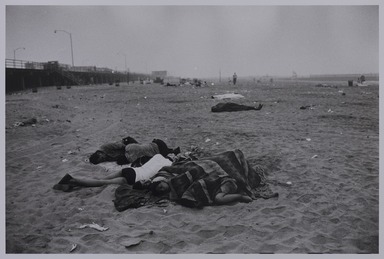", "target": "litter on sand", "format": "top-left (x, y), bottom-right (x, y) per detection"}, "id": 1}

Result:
top-left (70, 244), bottom-right (77, 252)
top-left (211, 93), bottom-right (244, 100)
top-left (121, 238), bottom-right (142, 248)
top-left (78, 222), bottom-right (109, 231)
